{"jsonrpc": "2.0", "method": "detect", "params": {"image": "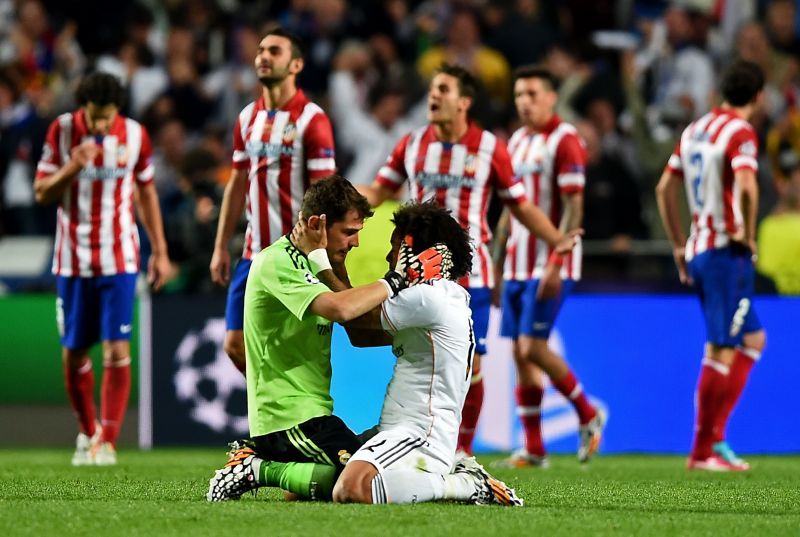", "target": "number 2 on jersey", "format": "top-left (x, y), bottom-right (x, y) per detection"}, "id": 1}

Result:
top-left (689, 152), bottom-right (704, 208)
